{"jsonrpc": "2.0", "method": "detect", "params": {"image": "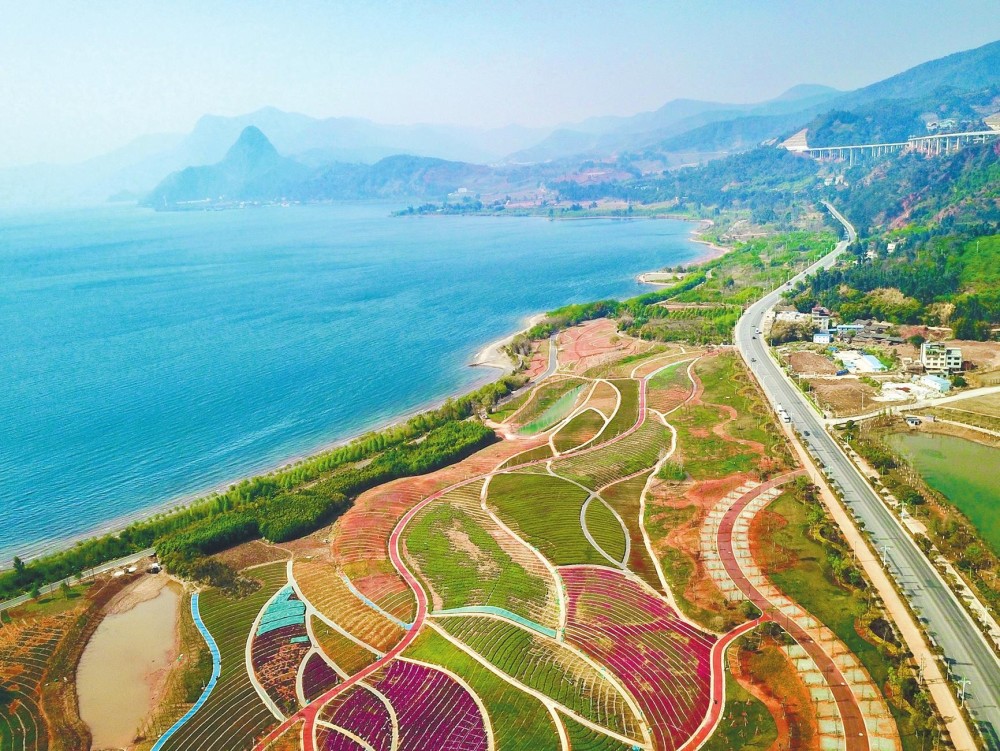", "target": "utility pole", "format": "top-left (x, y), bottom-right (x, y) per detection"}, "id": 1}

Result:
top-left (958, 677), bottom-right (970, 709)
